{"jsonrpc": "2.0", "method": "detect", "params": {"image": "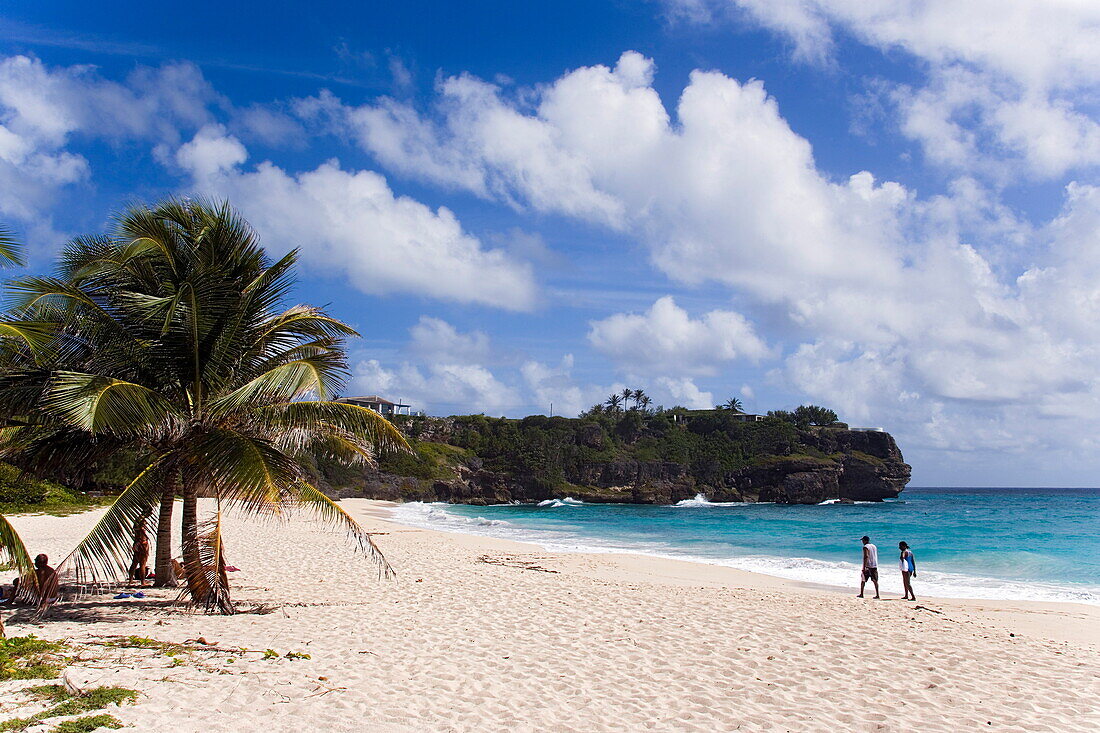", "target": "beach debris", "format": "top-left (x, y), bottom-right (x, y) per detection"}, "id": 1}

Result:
top-left (63, 668), bottom-right (86, 696)
top-left (477, 554), bottom-right (559, 573)
top-left (305, 681), bottom-right (346, 698)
